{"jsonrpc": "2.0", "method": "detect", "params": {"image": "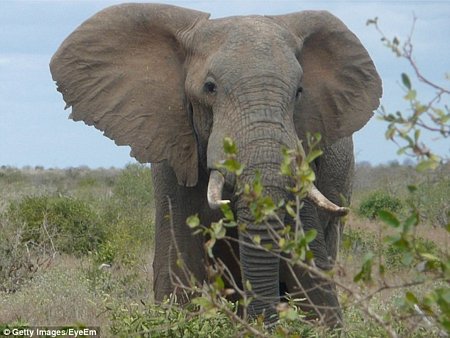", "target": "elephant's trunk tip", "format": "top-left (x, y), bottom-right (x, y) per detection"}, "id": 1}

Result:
top-left (207, 170), bottom-right (230, 209)
top-left (307, 185), bottom-right (349, 216)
